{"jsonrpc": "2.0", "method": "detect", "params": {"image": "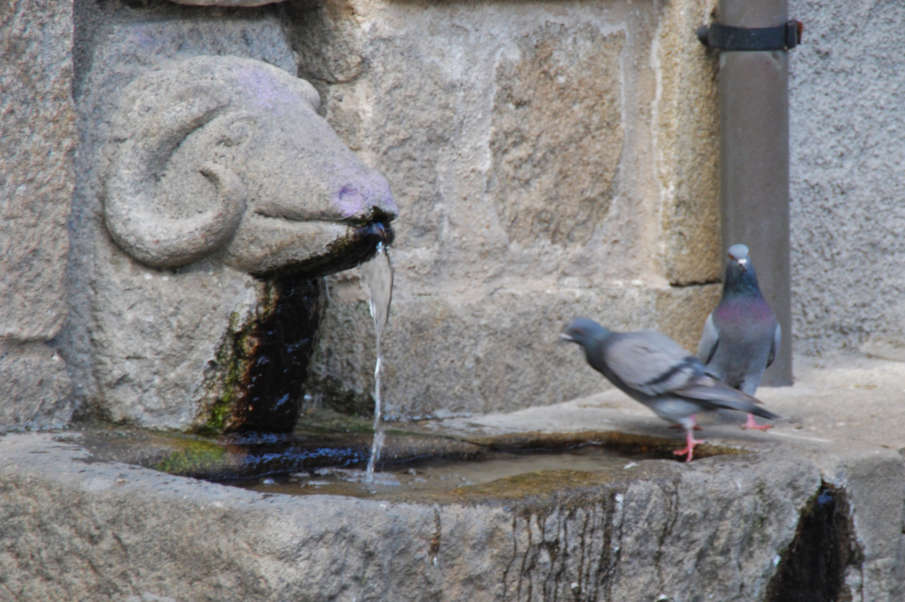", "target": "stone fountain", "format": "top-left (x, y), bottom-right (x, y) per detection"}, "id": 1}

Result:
top-left (63, 44), bottom-right (394, 433)
top-left (2, 1), bottom-right (905, 600)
